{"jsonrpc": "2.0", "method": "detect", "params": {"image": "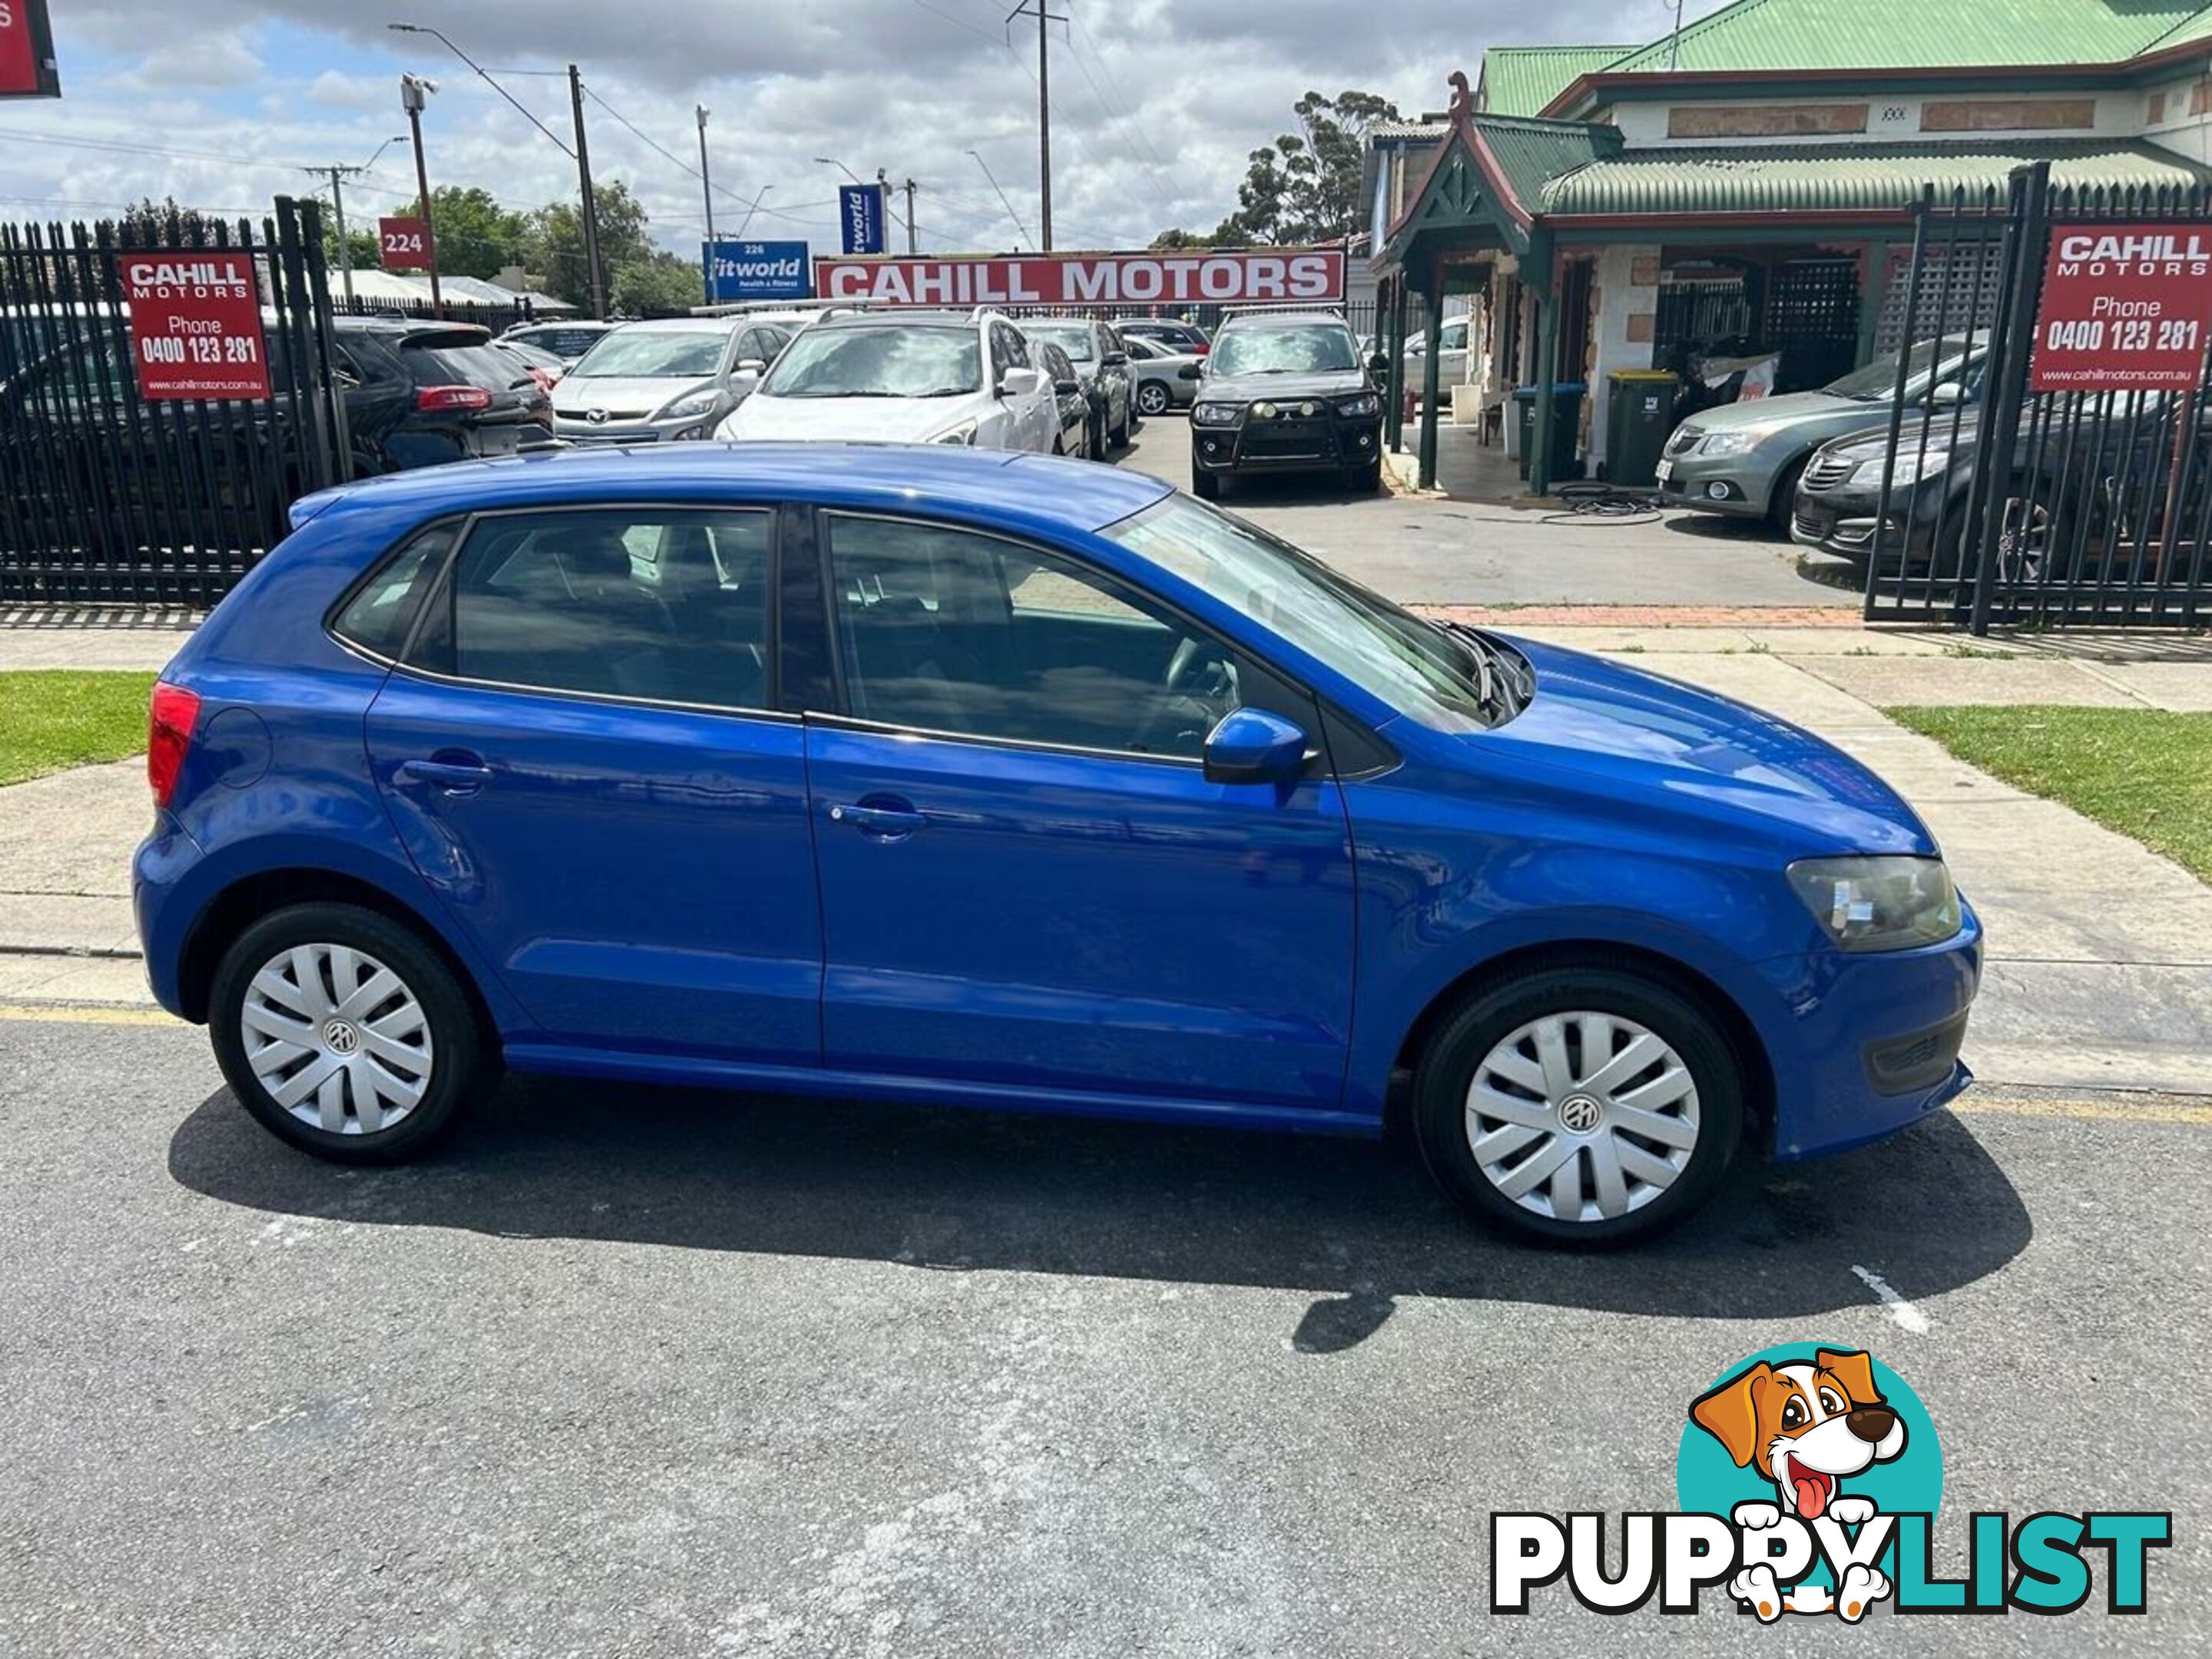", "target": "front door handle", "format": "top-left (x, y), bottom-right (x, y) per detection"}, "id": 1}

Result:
top-left (827, 800), bottom-right (928, 837)
top-left (395, 756), bottom-right (494, 795)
